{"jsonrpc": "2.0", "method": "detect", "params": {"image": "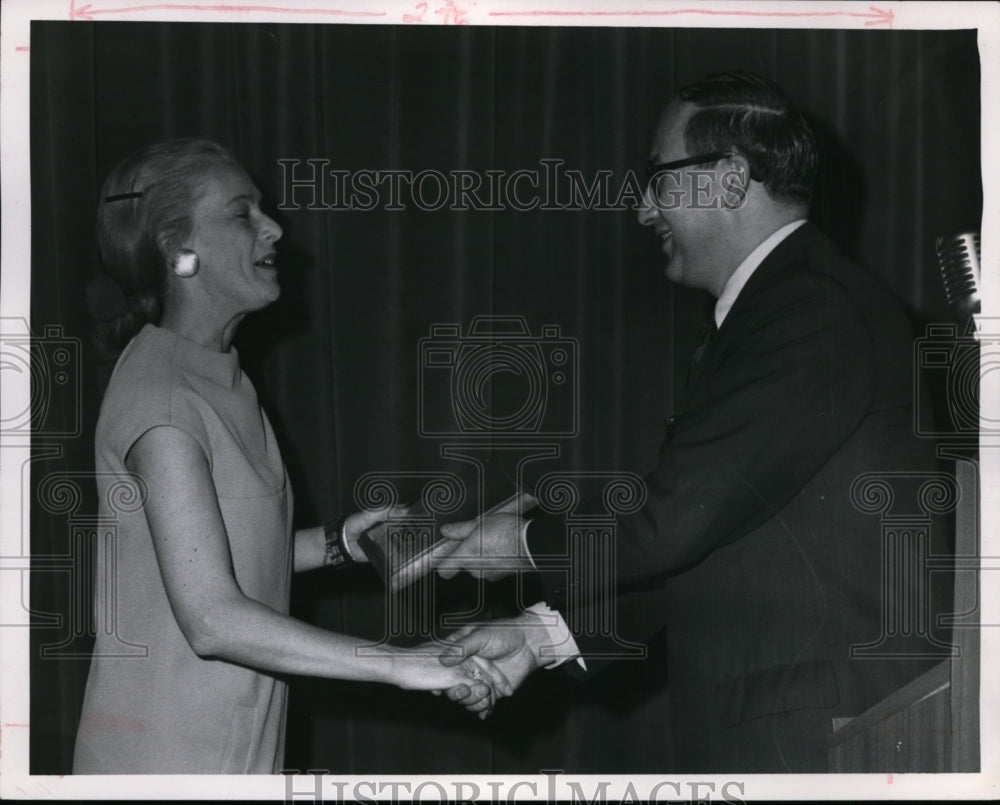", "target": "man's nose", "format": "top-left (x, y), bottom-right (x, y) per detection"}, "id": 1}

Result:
top-left (637, 185), bottom-right (659, 227)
